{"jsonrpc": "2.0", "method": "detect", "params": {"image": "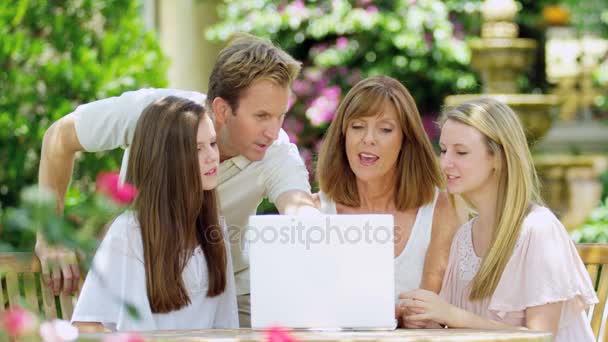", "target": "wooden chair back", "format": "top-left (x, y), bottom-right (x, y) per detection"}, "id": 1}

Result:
top-left (577, 243), bottom-right (608, 342)
top-left (0, 252), bottom-right (77, 320)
